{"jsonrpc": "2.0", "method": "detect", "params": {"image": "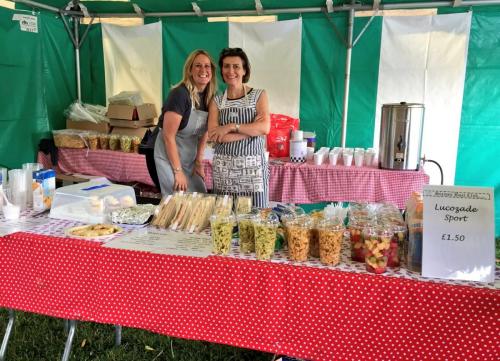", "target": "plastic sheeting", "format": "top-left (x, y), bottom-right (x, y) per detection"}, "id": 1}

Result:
top-left (229, 19), bottom-right (302, 118)
top-left (0, 9), bottom-right (74, 169)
